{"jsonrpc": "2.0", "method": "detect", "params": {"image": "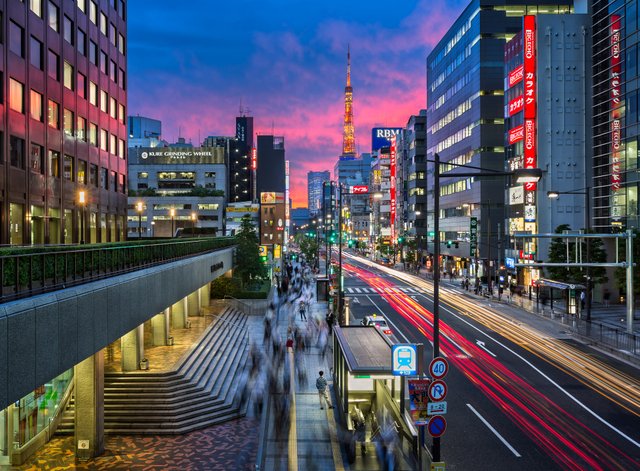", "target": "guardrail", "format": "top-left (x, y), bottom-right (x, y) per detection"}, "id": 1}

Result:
top-left (0, 237), bottom-right (236, 303)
